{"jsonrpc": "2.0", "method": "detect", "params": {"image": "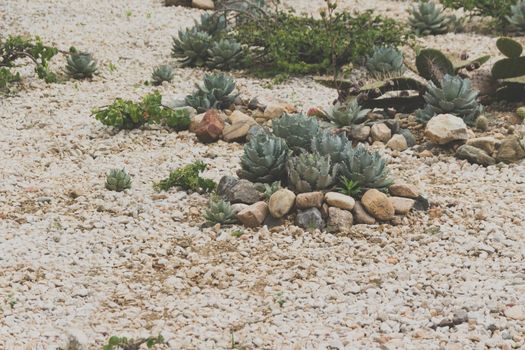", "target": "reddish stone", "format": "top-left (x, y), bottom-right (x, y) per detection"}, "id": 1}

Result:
top-left (195, 110), bottom-right (224, 143)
